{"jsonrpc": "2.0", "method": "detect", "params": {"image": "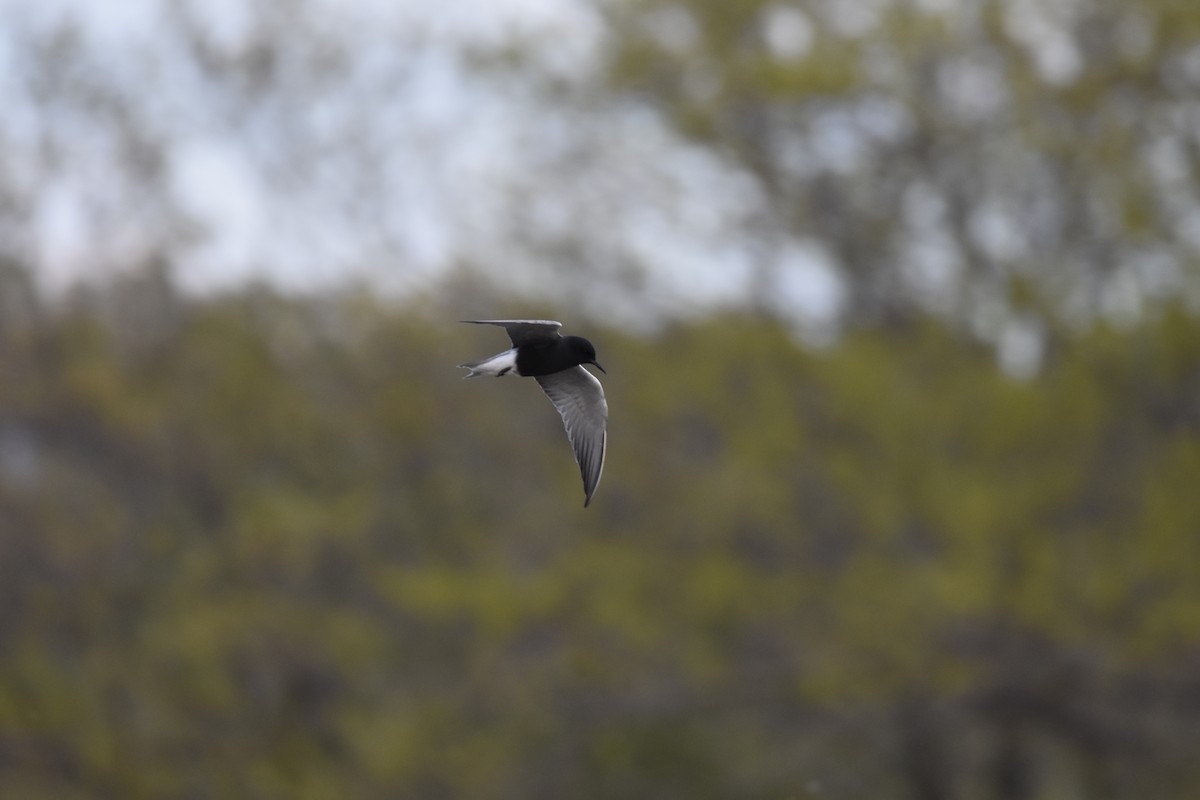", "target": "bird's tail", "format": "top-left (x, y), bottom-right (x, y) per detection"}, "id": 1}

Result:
top-left (458, 349), bottom-right (517, 378)
top-left (458, 360), bottom-right (487, 378)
